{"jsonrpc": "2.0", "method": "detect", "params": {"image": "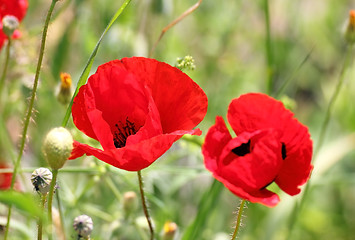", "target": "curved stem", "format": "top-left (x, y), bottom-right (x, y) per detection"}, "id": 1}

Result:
top-left (3, 1), bottom-right (58, 239)
top-left (149, 0), bottom-right (203, 58)
top-left (286, 45), bottom-right (354, 239)
top-left (47, 169), bottom-right (58, 240)
top-left (0, 38), bottom-right (11, 100)
top-left (137, 170), bottom-right (154, 240)
top-left (231, 199), bottom-right (246, 240)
